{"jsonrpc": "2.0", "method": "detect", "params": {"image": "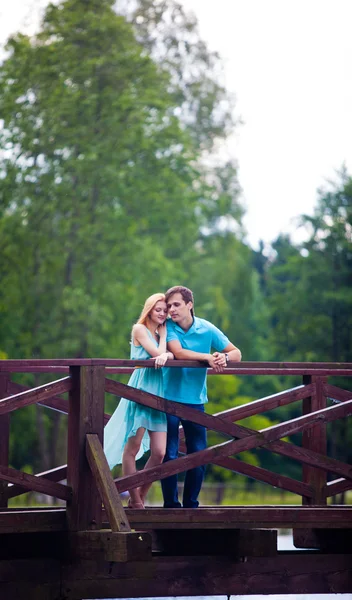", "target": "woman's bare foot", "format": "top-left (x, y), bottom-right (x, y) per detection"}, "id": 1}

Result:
top-left (127, 498), bottom-right (145, 509)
